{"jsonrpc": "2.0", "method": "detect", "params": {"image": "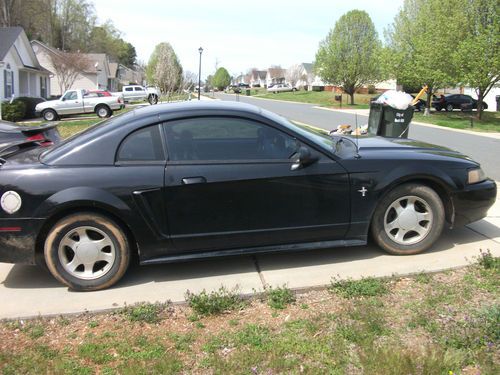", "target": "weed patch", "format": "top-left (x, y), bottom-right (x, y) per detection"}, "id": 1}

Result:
top-left (266, 285), bottom-right (296, 309)
top-left (186, 286), bottom-right (245, 316)
top-left (329, 277), bottom-right (388, 298)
